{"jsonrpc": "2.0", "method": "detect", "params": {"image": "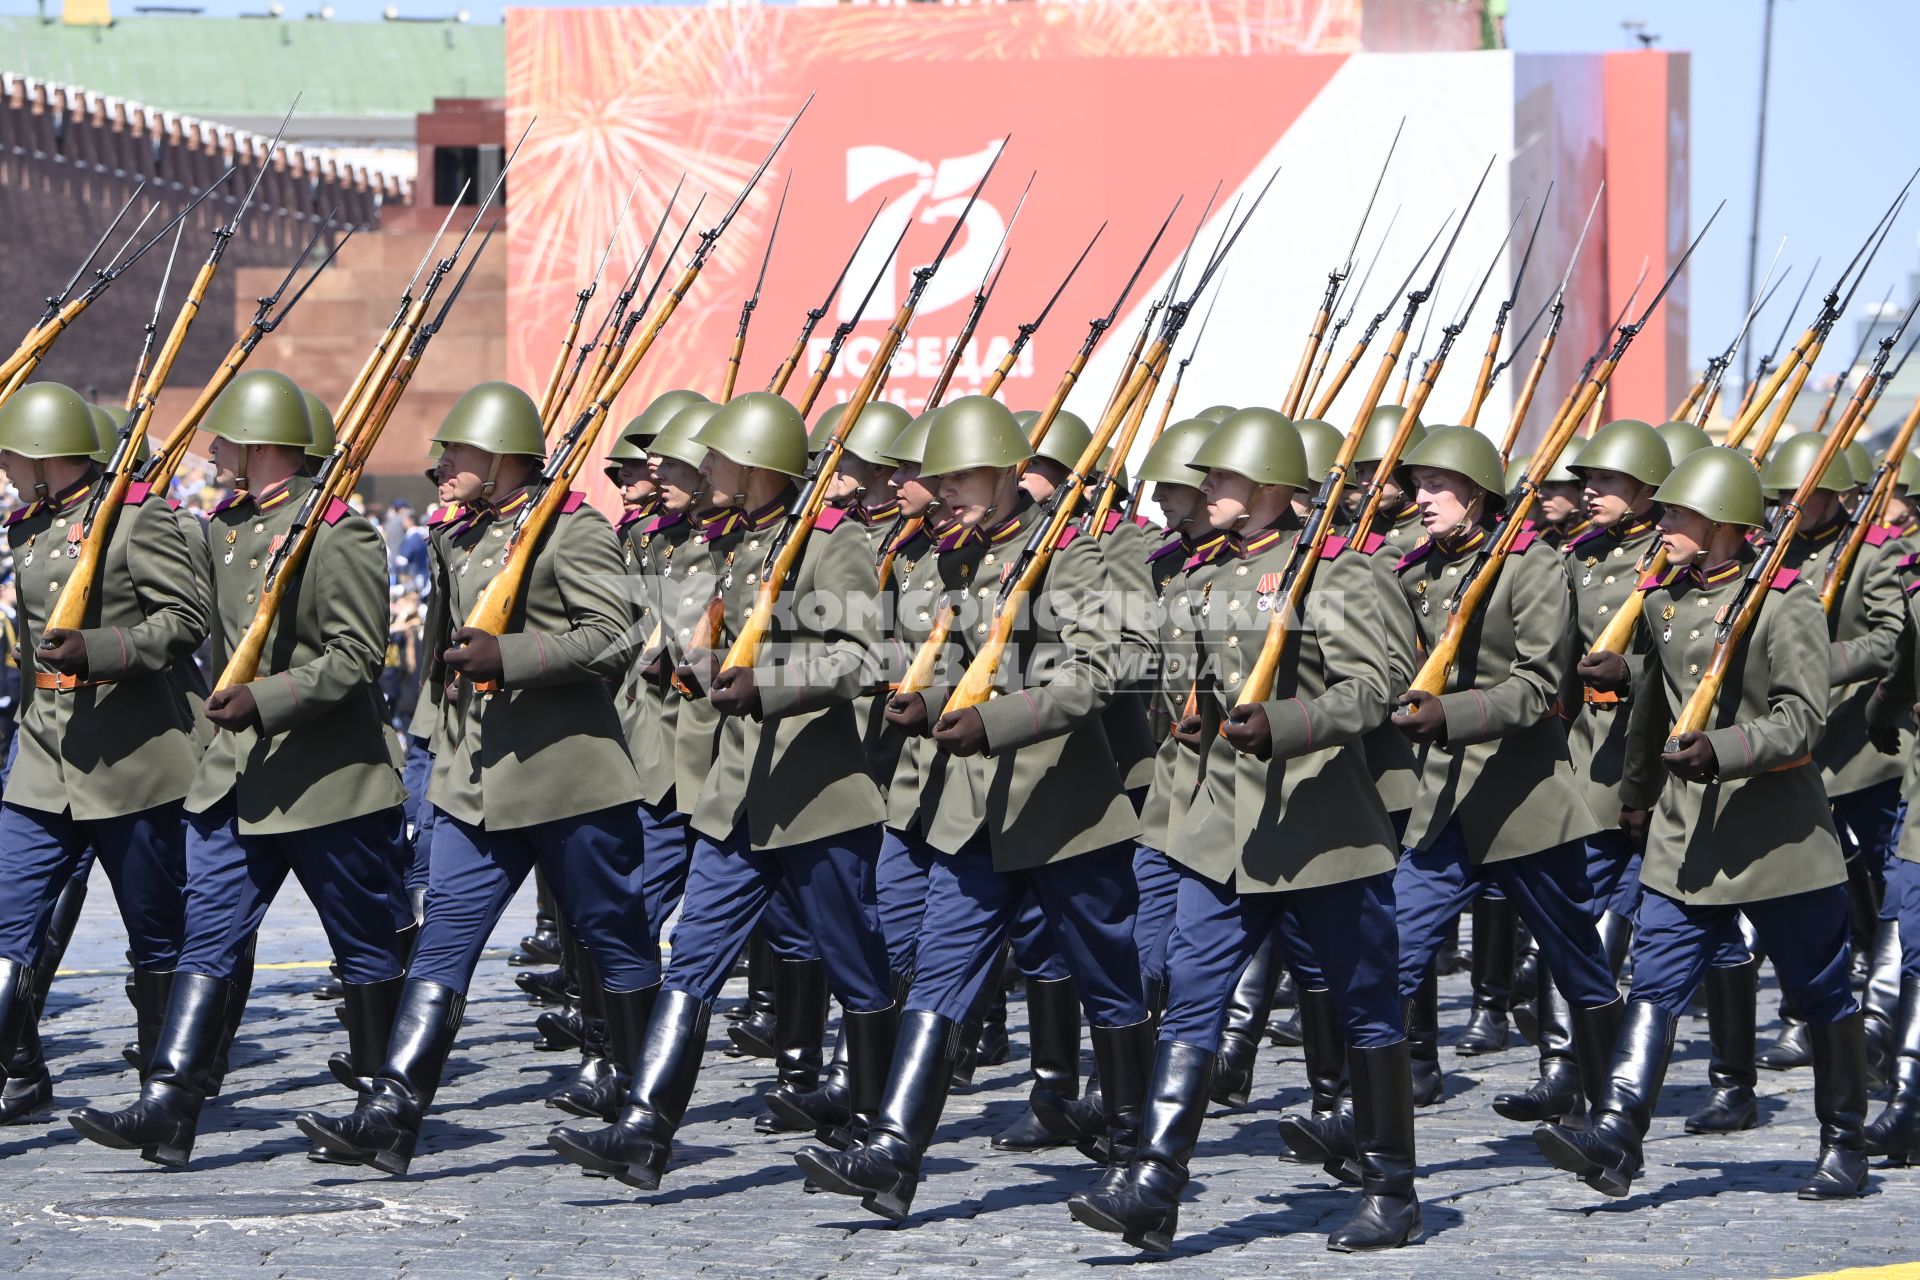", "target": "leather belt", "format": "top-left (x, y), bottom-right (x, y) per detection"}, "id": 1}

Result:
top-left (35, 671), bottom-right (114, 691)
